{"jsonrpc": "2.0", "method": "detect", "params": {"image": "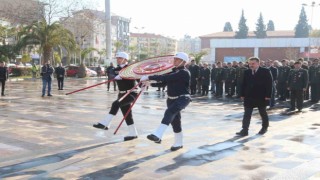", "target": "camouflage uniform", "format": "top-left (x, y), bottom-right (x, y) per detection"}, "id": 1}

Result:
top-left (309, 64), bottom-right (320, 102)
top-left (287, 68), bottom-right (309, 111)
